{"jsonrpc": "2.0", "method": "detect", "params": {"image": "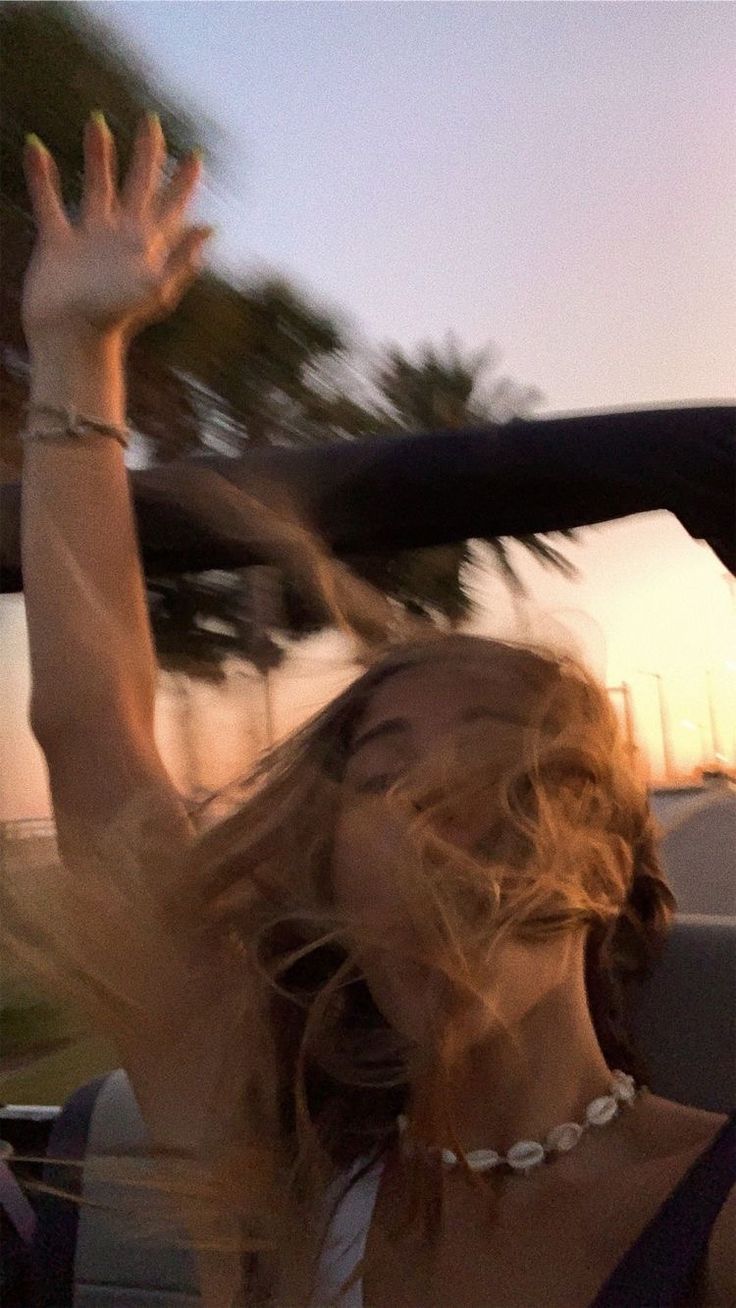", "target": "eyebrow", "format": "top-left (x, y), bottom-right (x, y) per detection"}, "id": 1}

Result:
top-left (351, 706), bottom-right (509, 757)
